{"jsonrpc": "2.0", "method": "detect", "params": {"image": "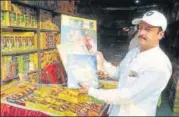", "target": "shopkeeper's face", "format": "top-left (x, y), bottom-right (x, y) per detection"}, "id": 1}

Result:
top-left (136, 21), bottom-right (164, 51)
